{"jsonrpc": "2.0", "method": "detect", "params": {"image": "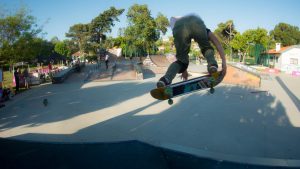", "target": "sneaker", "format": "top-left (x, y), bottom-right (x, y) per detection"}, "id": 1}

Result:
top-left (156, 77), bottom-right (170, 88)
top-left (208, 65), bottom-right (218, 74)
